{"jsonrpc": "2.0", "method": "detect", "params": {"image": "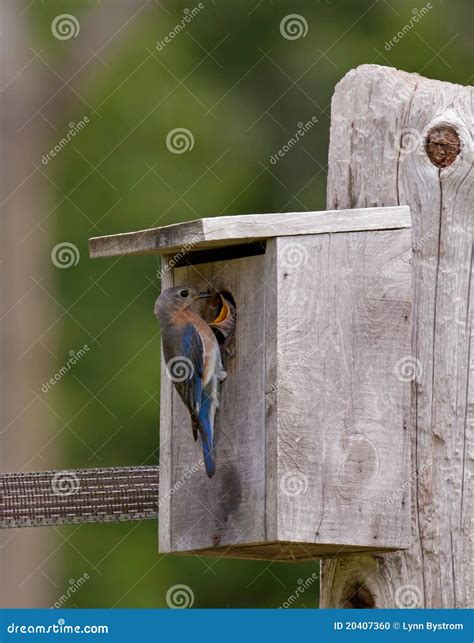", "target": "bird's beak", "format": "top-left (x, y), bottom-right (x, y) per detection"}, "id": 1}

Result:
top-left (196, 290), bottom-right (212, 299)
